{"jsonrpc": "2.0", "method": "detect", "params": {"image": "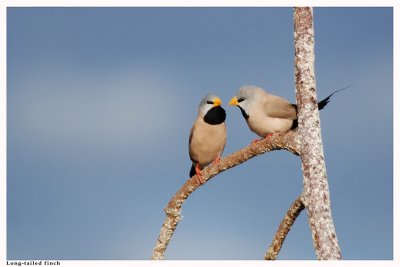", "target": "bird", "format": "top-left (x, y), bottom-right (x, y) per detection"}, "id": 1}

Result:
top-left (189, 94), bottom-right (227, 184)
top-left (229, 85), bottom-right (350, 140)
